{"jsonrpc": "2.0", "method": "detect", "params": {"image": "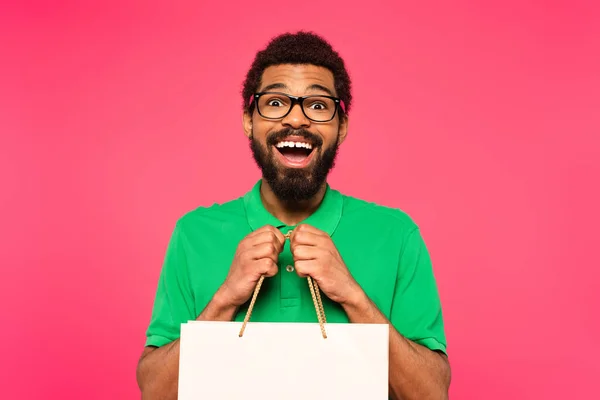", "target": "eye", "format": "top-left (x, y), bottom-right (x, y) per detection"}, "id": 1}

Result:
top-left (267, 99), bottom-right (283, 107)
top-left (308, 102), bottom-right (328, 110)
